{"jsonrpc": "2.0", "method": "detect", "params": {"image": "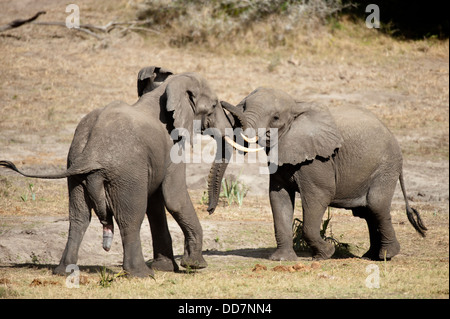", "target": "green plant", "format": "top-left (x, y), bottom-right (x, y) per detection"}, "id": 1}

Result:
top-left (200, 190), bottom-right (209, 205)
top-left (183, 264), bottom-right (198, 276)
top-left (98, 266), bottom-right (127, 288)
top-left (30, 252), bottom-right (39, 264)
top-left (220, 174), bottom-right (249, 207)
top-left (293, 207), bottom-right (353, 257)
top-left (21, 183), bottom-right (36, 202)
